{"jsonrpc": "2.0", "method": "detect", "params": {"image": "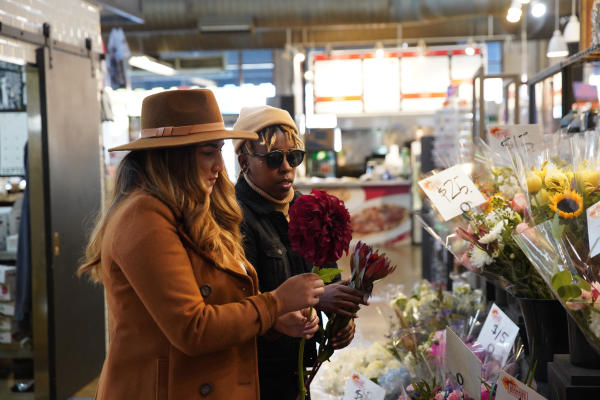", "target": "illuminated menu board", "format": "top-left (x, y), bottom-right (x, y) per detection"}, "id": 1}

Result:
top-left (310, 46), bottom-right (483, 115)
